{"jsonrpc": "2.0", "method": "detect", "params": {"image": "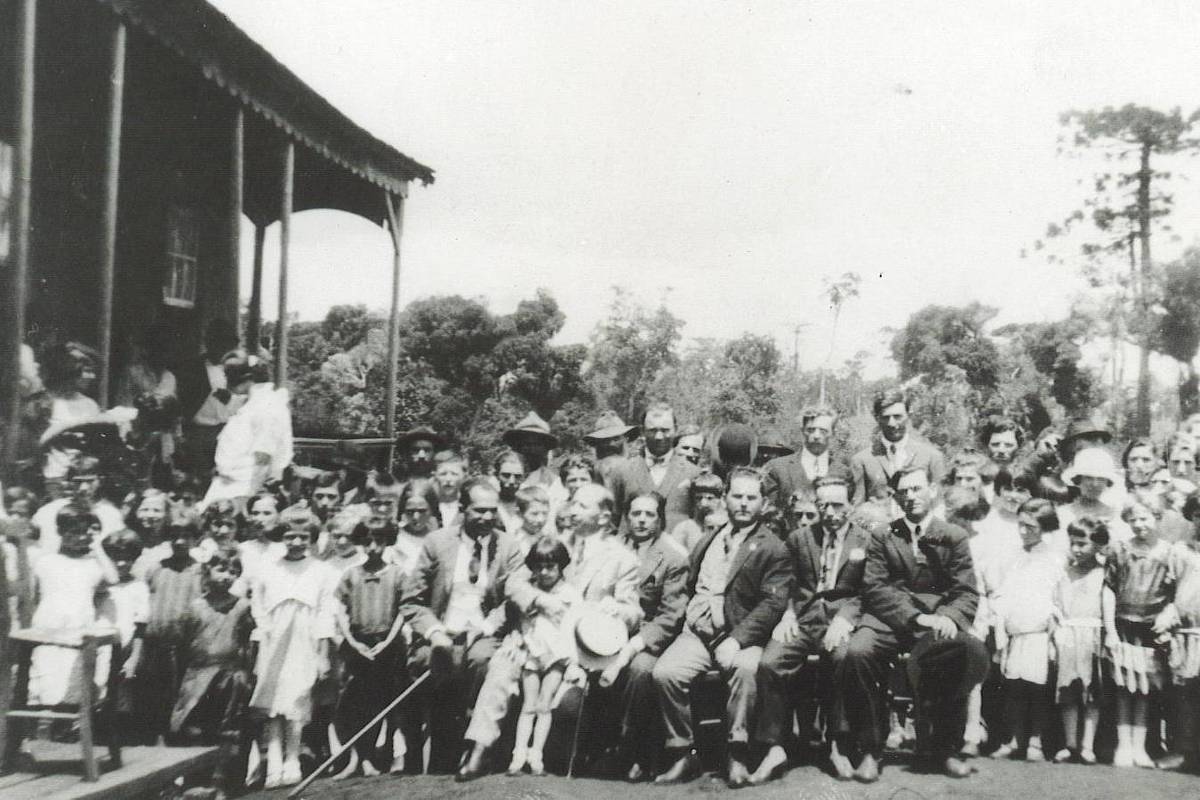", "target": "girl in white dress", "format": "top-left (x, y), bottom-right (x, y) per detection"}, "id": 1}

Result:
top-left (991, 498), bottom-right (1066, 762)
top-left (249, 522), bottom-right (335, 787)
top-left (28, 507), bottom-right (117, 706)
top-left (506, 536), bottom-right (580, 776)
